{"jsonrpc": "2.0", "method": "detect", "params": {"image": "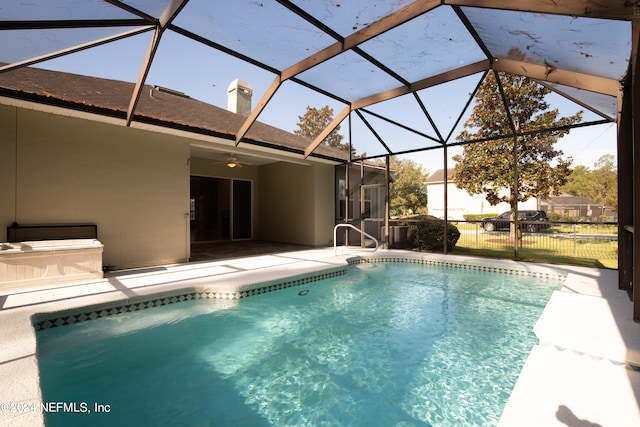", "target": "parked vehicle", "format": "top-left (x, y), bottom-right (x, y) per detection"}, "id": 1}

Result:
top-left (481, 210), bottom-right (550, 232)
